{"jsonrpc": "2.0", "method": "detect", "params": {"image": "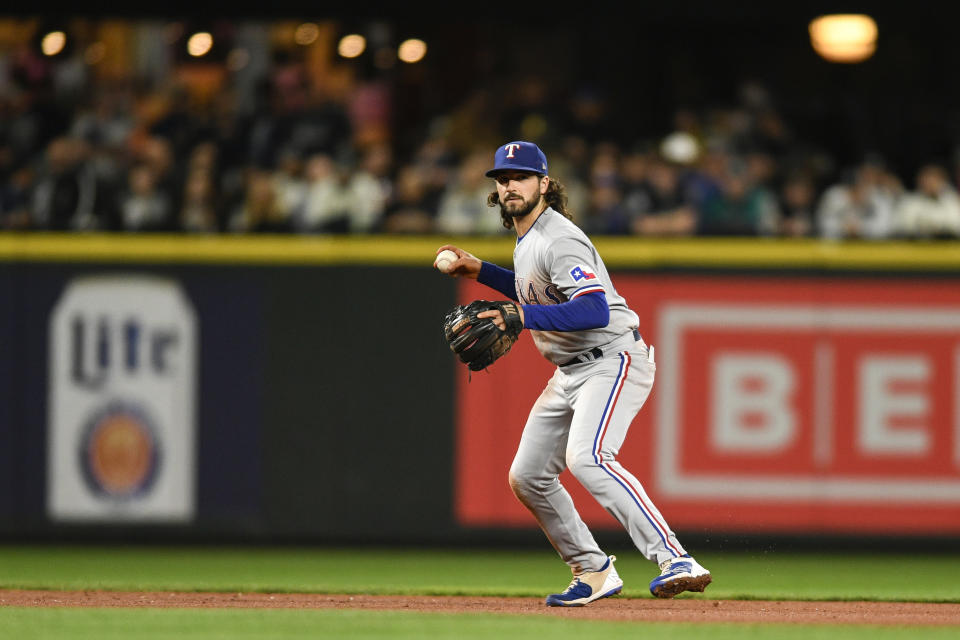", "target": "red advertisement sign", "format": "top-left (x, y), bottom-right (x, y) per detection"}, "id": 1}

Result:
top-left (454, 275), bottom-right (960, 534)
